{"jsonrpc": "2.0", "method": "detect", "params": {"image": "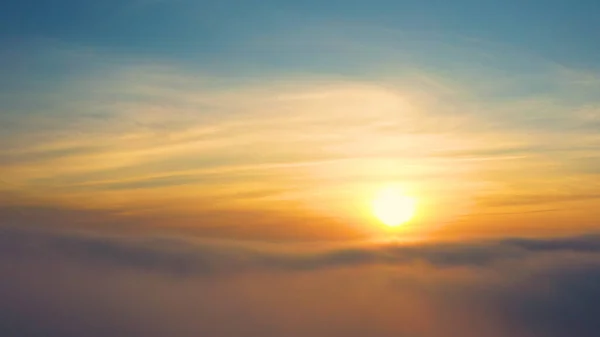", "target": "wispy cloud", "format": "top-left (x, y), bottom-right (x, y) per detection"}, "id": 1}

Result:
top-left (1, 31), bottom-right (599, 236)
